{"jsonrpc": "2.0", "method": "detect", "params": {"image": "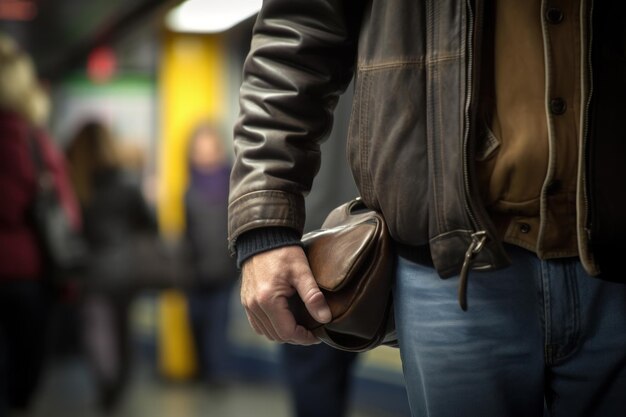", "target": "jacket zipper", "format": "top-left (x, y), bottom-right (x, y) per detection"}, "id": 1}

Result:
top-left (462, 0), bottom-right (481, 231)
top-left (459, 0), bottom-right (488, 309)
